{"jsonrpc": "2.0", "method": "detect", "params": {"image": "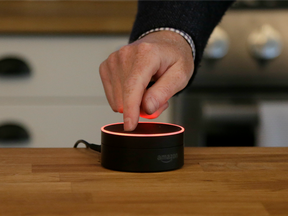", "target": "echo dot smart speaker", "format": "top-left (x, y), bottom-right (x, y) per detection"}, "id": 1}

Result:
top-left (100, 122), bottom-right (184, 172)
